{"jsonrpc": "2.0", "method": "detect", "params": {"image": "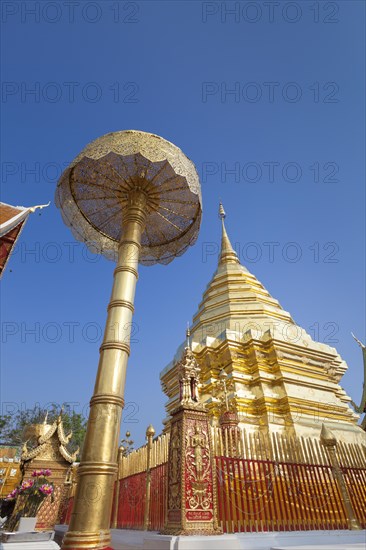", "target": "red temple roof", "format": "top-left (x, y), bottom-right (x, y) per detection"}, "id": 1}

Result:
top-left (0, 201), bottom-right (49, 277)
